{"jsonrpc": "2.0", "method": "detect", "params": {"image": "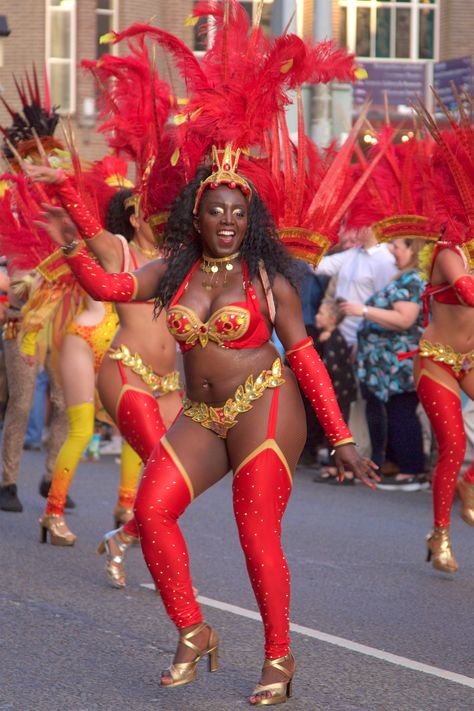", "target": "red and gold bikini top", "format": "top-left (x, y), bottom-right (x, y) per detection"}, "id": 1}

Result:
top-left (167, 259), bottom-right (273, 352)
top-left (422, 244), bottom-right (466, 324)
